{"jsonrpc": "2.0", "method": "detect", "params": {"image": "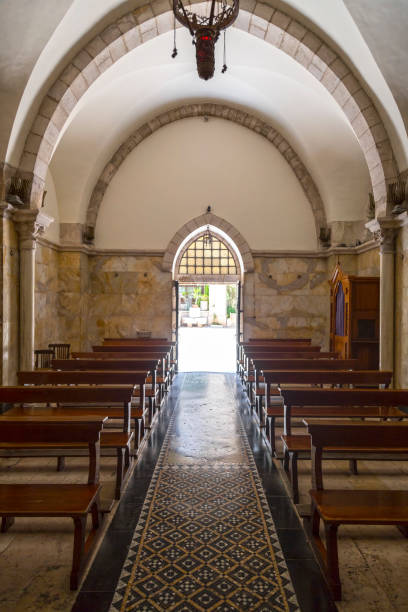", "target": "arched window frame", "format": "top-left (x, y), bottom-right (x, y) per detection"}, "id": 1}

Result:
top-left (174, 230), bottom-right (241, 283)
